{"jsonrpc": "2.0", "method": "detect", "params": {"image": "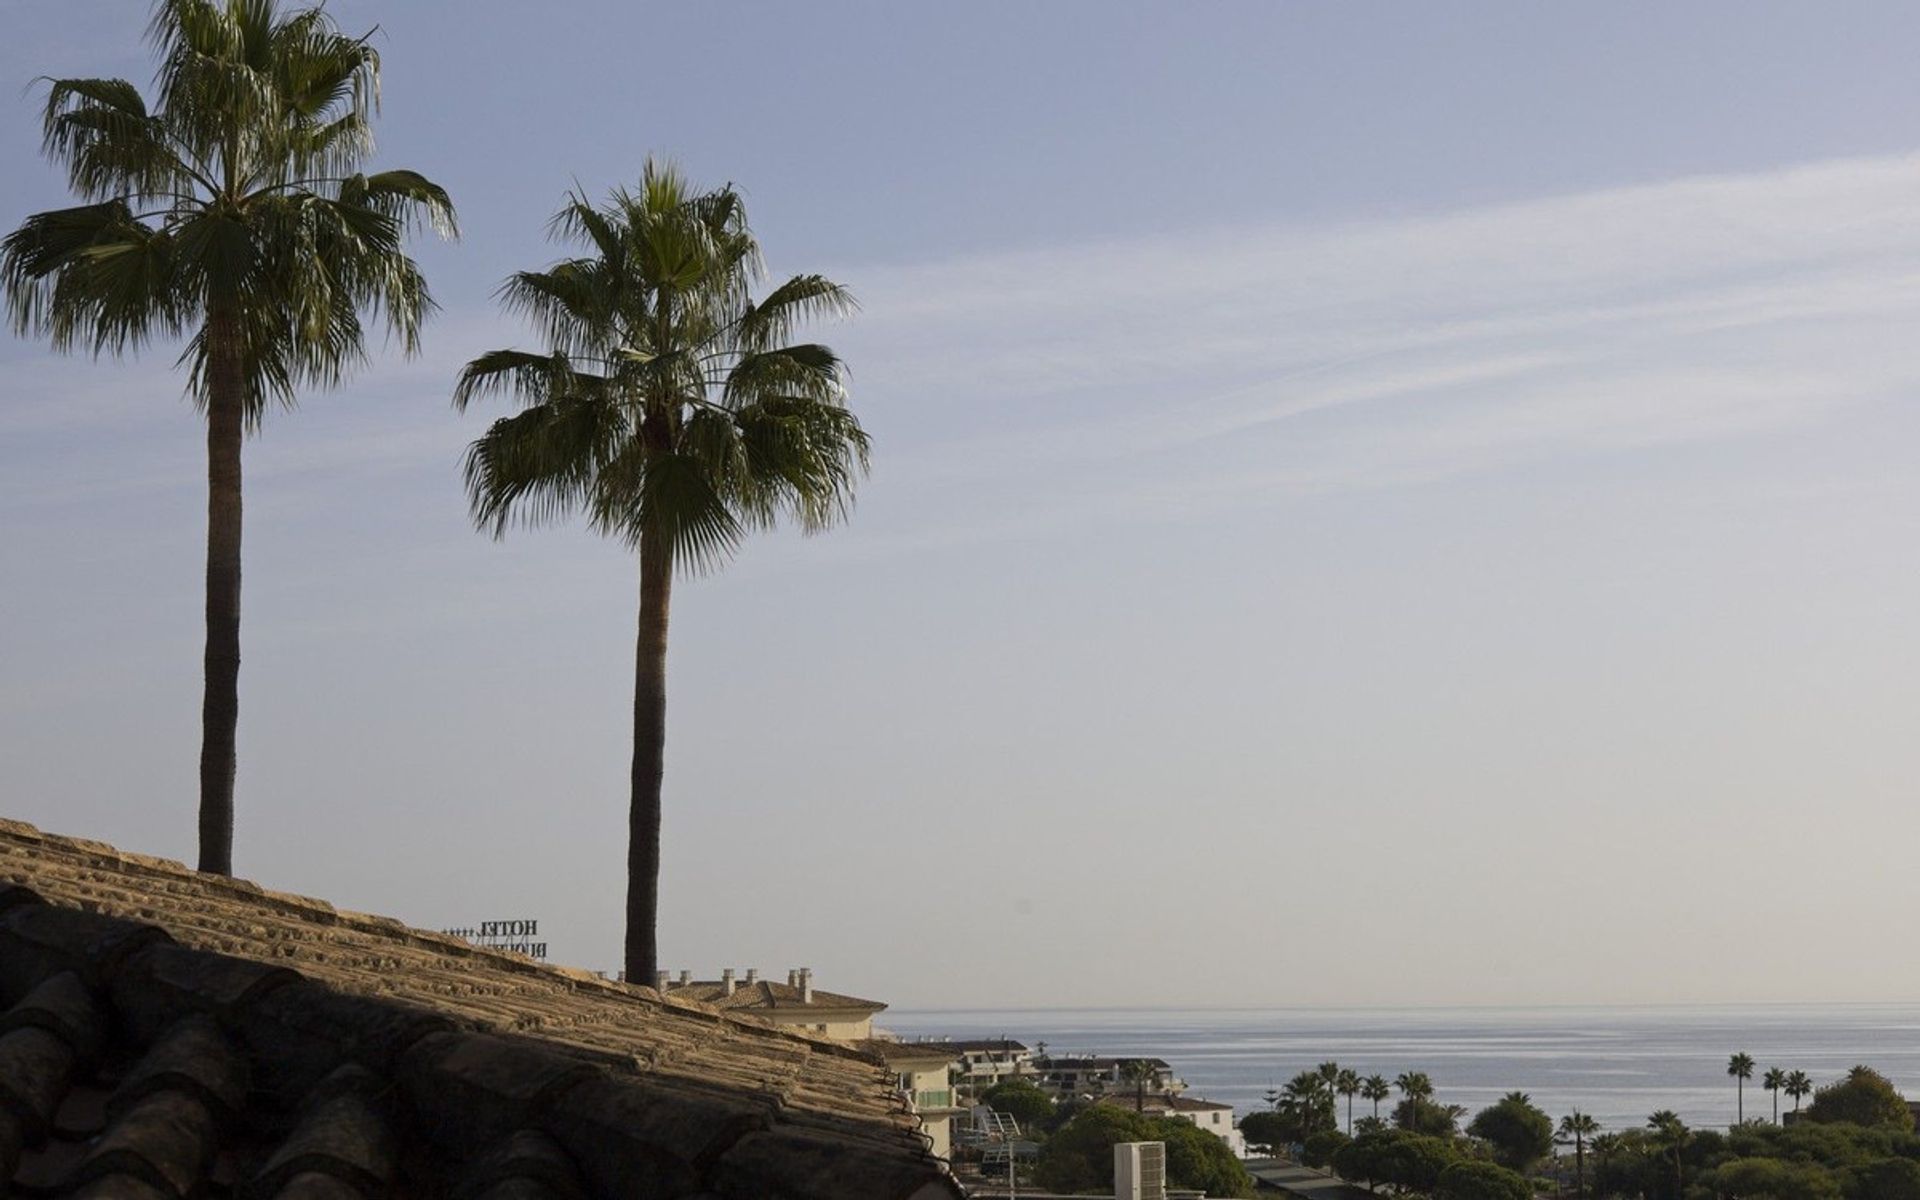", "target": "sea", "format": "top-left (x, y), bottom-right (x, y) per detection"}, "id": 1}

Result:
top-left (883, 1005), bottom-right (1920, 1134)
